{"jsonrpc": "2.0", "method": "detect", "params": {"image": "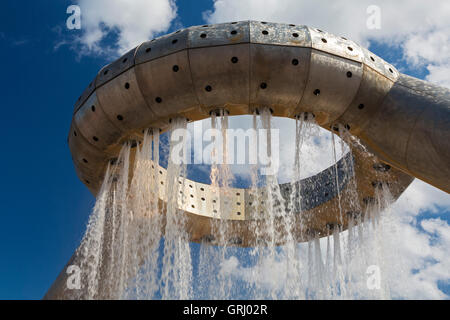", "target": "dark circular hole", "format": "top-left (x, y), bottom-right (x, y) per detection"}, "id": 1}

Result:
top-left (201, 197), bottom-right (205, 201)
top-left (85, 180), bottom-right (90, 184)
top-left (358, 103), bottom-right (365, 110)
top-left (237, 212), bottom-right (241, 215)
top-left (262, 30), bottom-right (268, 35)
top-left (200, 187), bottom-right (204, 191)
top-left (347, 46), bottom-right (353, 51)
top-left (122, 57), bottom-right (128, 63)
top-left (230, 30), bottom-right (237, 35)
top-left (231, 56), bottom-right (238, 63)
top-left (91, 105), bottom-right (95, 112)
top-left (370, 56), bottom-right (375, 62)
top-left (200, 33), bottom-right (207, 38)
top-left (346, 71), bottom-right (353, 78)
top-left (146, 47), bottom-right (151, 53)
top-left (205, 85), bottom-right (212, 92)
top-left (172, 39), bottom-right (178, 44)
top-left (236, 192), bottom-right (240, 196)
top-left (124, 82), bottom-right (130, 89)
top-left (389, 68), bottom-right (393, 73)
top-left (373, 163), bottom-right (391, 172)
top-left (292, 33), bottom-right (299, 37)
top-left (190, 194), bottom-right (194, 198)
top-left (172, 65), bottom-right (179, 72)
top-left (92, 136), bottom-right (99, 142)
top-left (103, 69), bottom-right (108, 75)
top-left (292, 58), bottom-right (299, 65)
top-left (155, 97), bottom-right (162, 103)
top-left (313, 89), bottom-right (321, 96)
top-left (260, 82), bottom-right (267, 89)
top-left (117, 115), bottom-right (124, 121)
top-left (82, 158), bottom-right (88, 163)
top-left (321, 38), bottom-right (327, 43)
